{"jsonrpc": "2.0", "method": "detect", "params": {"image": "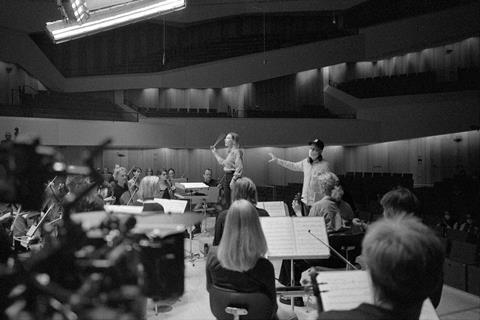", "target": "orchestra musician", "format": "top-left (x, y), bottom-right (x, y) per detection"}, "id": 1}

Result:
top-left (158, 169), bottom-right (174, 199)
top-left (211, 132), bottom-right (243, 207)
top-left (128, 167), bottom-right (142, 191)
top-left (135, 176), bottom-right (164, 211)
top-left (111, 167), bottom-right (129, 205)
top-left (317, 215), bottom-right (444, 320)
